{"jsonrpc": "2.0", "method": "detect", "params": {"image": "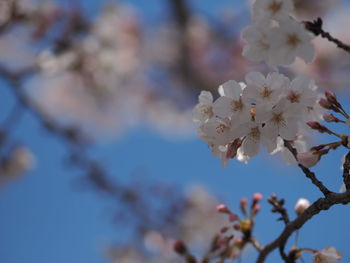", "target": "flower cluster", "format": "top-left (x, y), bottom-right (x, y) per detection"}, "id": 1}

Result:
top-left (193, 71), bottom-right (323, 166)
top-left (242, 0), bottom-right (315, 67)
